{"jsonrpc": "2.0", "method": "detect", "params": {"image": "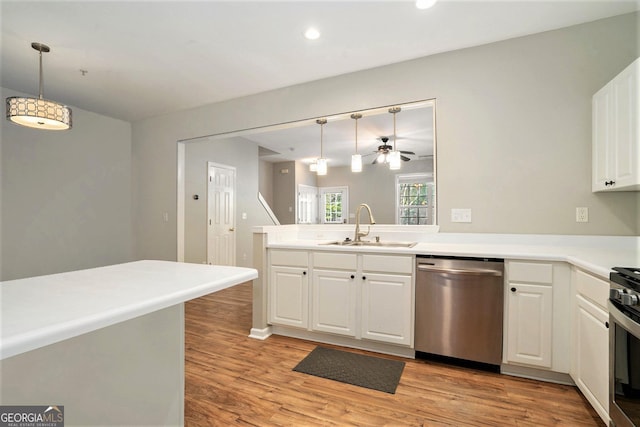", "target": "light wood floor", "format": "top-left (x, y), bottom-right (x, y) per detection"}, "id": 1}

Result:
top-left (184, 282), bottom-right (605, 426)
